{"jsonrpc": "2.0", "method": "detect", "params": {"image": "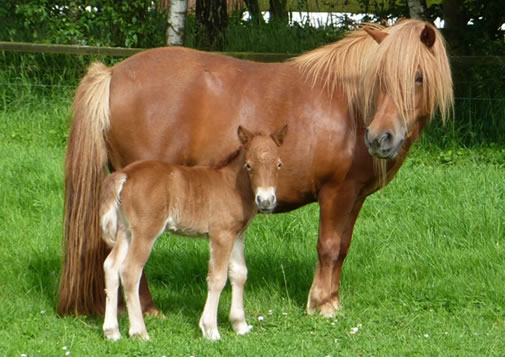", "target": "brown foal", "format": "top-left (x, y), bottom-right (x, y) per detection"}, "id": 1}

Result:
top-left (100, 125), bottom-right (287, 341)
